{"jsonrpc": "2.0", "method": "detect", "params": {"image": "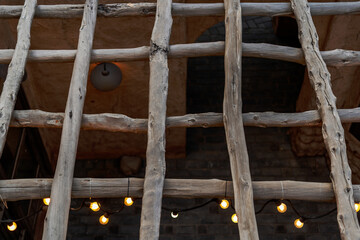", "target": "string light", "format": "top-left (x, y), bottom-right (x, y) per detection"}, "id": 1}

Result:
top-left (124, 197), bottom-right (134, 207)
top-left (276, 202), bottom-right (287, 213)
top-left (7, 222), bottom-right (17, 231)
top-left (355, 203), bottom-right (360, 212)
top-left (171, 211), bottom-right (179, 218)
top-left (231, 213), bottom-right (238, 223)
top-left (219, 199), bottom-right (229, 210)
top-left (89, 202), bottom-right (101, 212)
top-left (294, 218), bottom-right (304, 229)
top-left (99, 214), bottom-right (109, 225)
top-left (43, 198), bottom-right (51, 206)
